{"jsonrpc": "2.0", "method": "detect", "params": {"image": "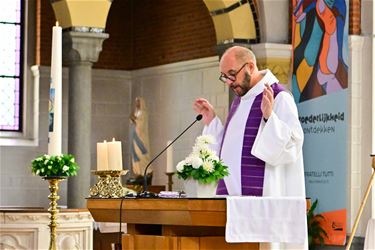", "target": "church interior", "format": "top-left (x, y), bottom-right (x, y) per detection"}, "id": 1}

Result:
top-left (0, 0), bottom-right (374, 249)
